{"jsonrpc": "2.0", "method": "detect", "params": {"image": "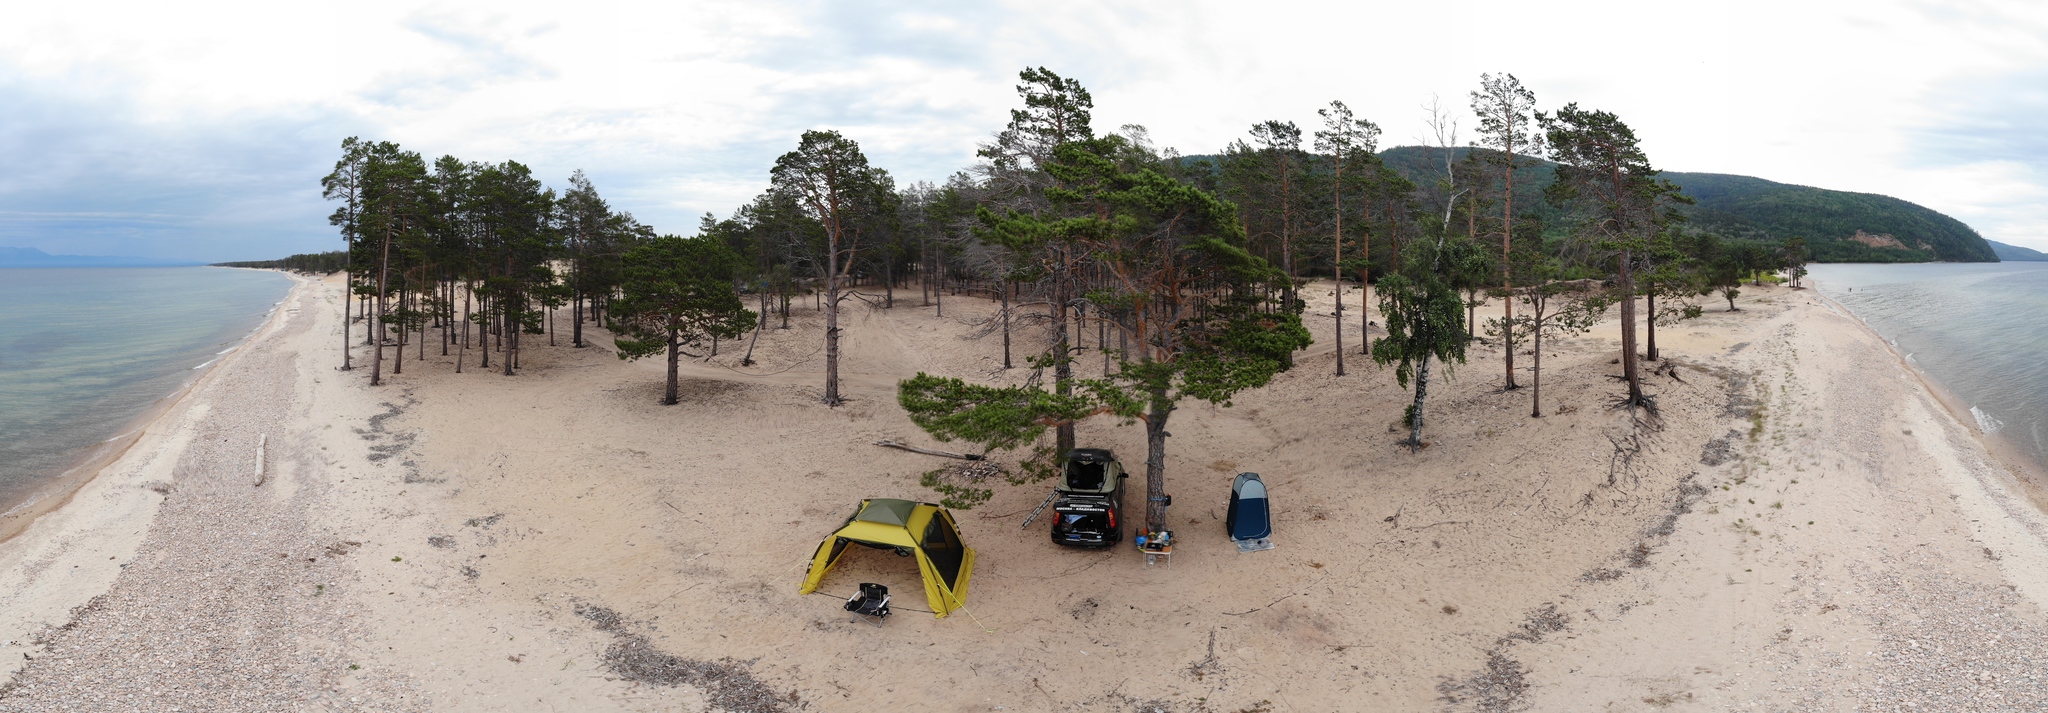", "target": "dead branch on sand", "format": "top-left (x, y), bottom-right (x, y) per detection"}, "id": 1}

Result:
top-left (873, 439), bottom-right (983, 461)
